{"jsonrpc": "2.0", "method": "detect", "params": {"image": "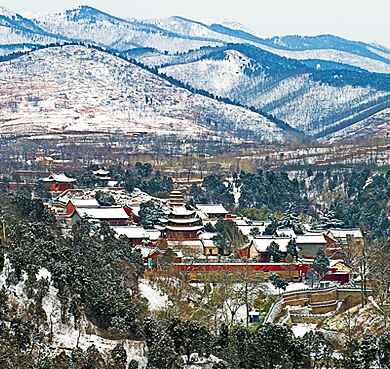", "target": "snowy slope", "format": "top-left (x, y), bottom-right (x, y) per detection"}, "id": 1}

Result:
top-left (2, 6), bottom-right (390, 139)
top-left (160, 46), bottom-right (390, 136)
top-left (323, 107), bottom-right (390, 142)
top-left (0, 5), bottom-right (64, 49)
top-left (7, 6), bottom-right (388, 74)
top-left (29, 7), bottom-right (224, 53)
top-left (0, 45), bottom-right (288, 141)
top-left (257, 45), bottom-right (390, 74)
